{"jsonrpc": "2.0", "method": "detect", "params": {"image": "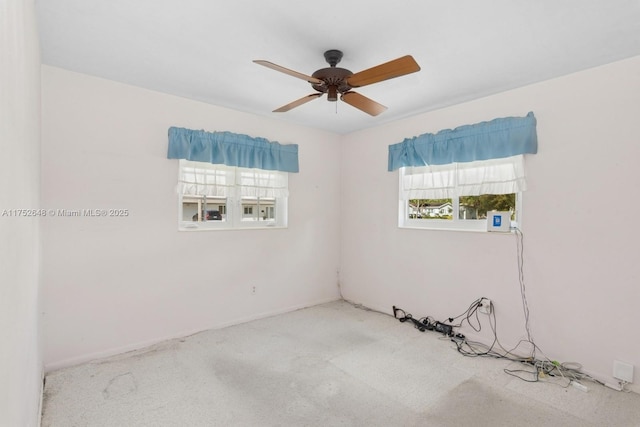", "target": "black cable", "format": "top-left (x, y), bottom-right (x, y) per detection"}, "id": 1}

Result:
top-left (394, 295), bottom-right (596, 388)
top-left (443, 298), bottom-right (488, 338)
top-left (392, 306), bottom-right (433, 332)
top-left (514, 227), bottom-right (534, 356)
top-left (392, 292), bottom-right (603, 388)
top-left (448, 296), bottom-right (538, 364)
top-left (445, 298), bottom-right (483, 325)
